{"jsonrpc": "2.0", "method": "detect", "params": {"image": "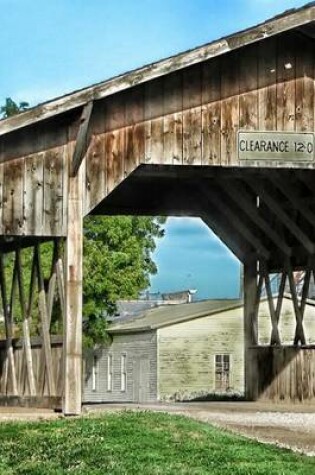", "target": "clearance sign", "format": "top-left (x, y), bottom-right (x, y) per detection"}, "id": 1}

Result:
top-left (238, 131), bottom-right (314, 161)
